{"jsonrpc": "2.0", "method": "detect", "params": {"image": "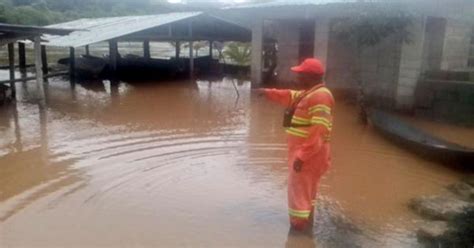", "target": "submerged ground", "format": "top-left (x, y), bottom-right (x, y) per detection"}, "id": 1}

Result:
top-left (0, 75), bottom-right (472, 247)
